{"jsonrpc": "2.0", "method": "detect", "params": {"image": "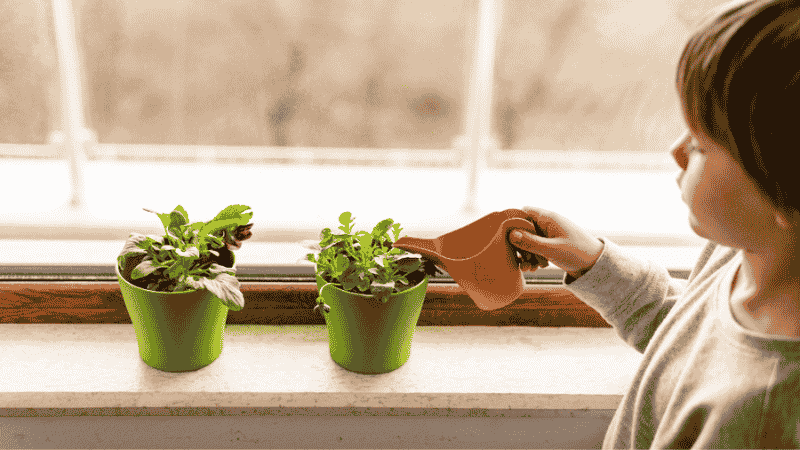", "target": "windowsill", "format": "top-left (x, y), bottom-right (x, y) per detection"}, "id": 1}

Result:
top-left (0, 324), bottom-right (642, 416)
